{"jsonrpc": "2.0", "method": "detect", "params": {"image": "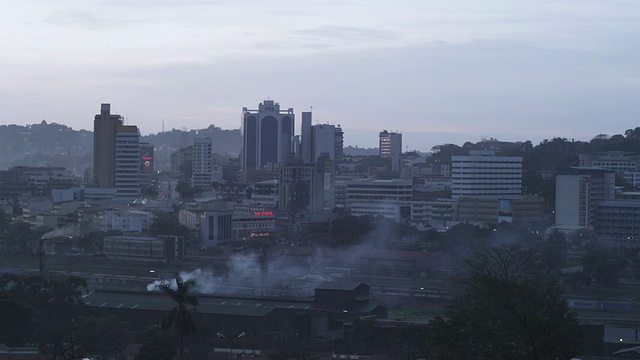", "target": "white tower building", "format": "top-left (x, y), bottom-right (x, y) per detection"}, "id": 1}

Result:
top-left (114, 125), bottom-right (141, 202)
top-left (192, 137), bottom-right (213, 189)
